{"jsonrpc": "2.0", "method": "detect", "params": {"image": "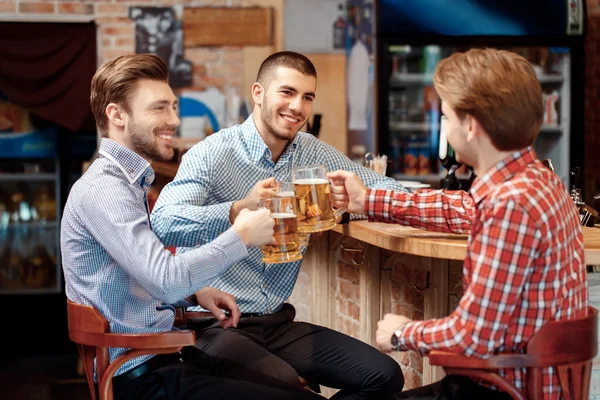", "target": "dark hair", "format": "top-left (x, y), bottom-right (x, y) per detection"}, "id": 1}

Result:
top-left (90, 54), bottom-right (169, 137)
top-left (256, 51), bottom-right (317, 88)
